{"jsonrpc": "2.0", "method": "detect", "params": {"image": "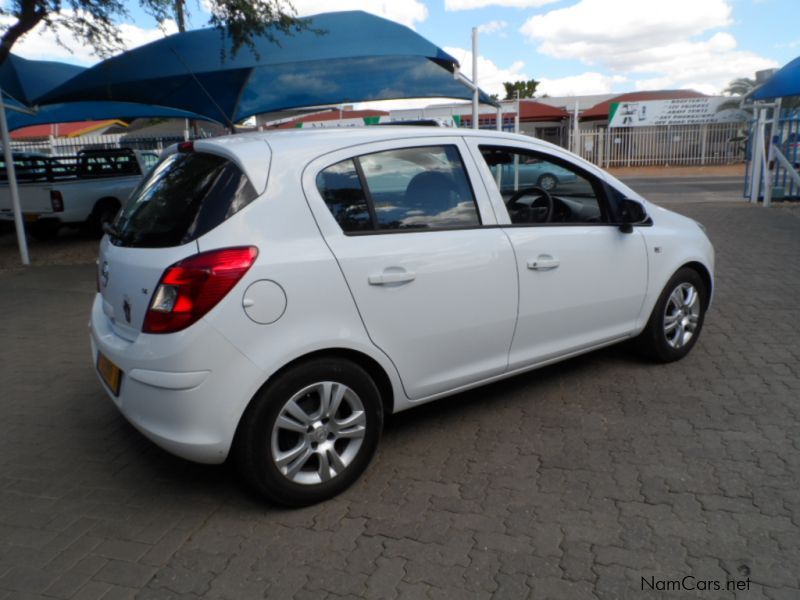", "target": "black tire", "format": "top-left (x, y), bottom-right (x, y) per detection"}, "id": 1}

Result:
top-left (537, 173), bottom-right (558, 191)
top-left (28, 219), bottom-right (60, 241)
top-left (83, 198), bottom-right (120, 238)
top-left (636, 267), bottom-right (708, 362)
top-left (235, 358), bottom-right (383, 507)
